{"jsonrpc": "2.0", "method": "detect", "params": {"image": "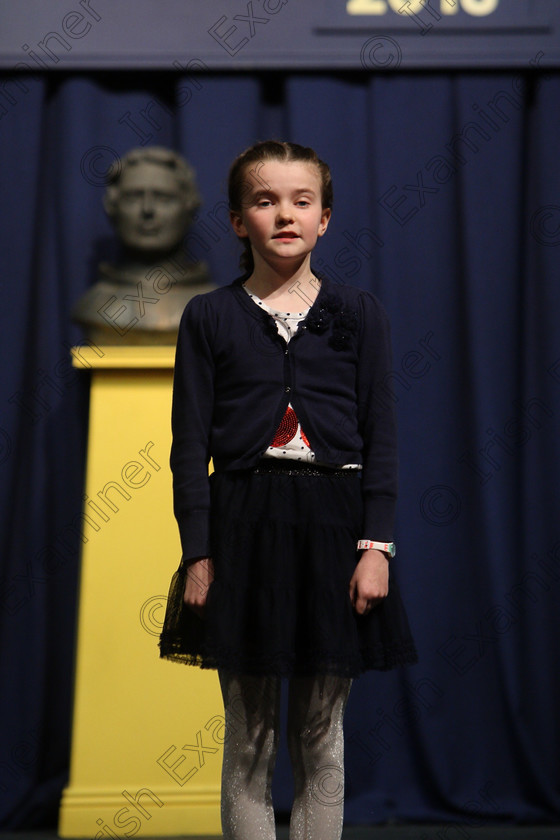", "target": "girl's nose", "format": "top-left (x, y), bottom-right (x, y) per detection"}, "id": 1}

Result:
top-left (276, 203), bottom-right (294, 223)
